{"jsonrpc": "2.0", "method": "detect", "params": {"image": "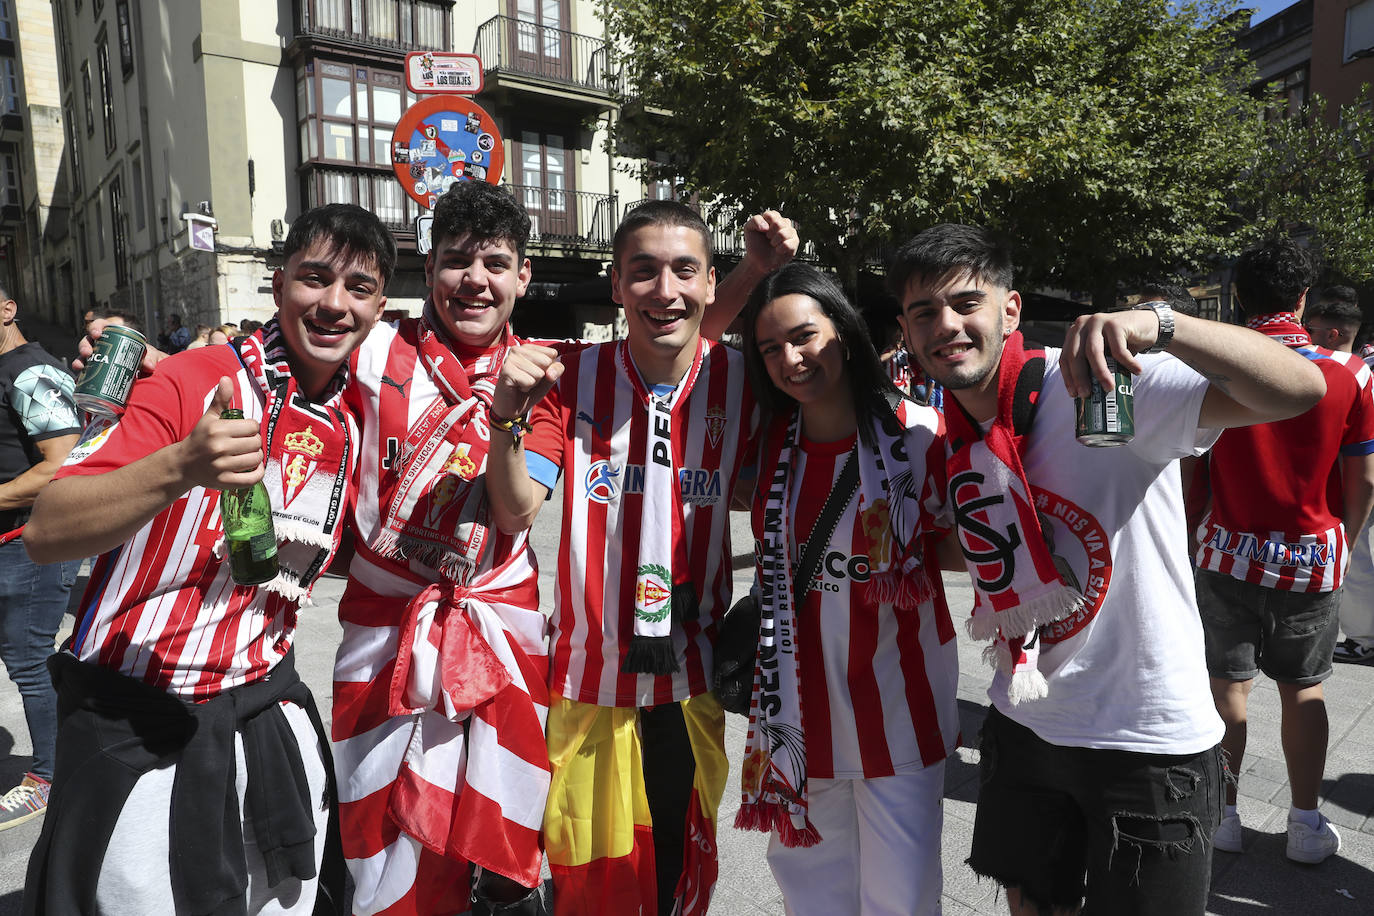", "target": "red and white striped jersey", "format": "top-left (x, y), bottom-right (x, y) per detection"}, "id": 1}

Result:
top-left (59, 347), bottom-right (353, 699)
top-left (332, 320), bottom-right (552, 906)
top-left (771, 421), bottom-right (958, 779)
top-left (525, 339), bottom-right (758, 708)
top-left (1197, 346), bottom-right (1374, 592)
